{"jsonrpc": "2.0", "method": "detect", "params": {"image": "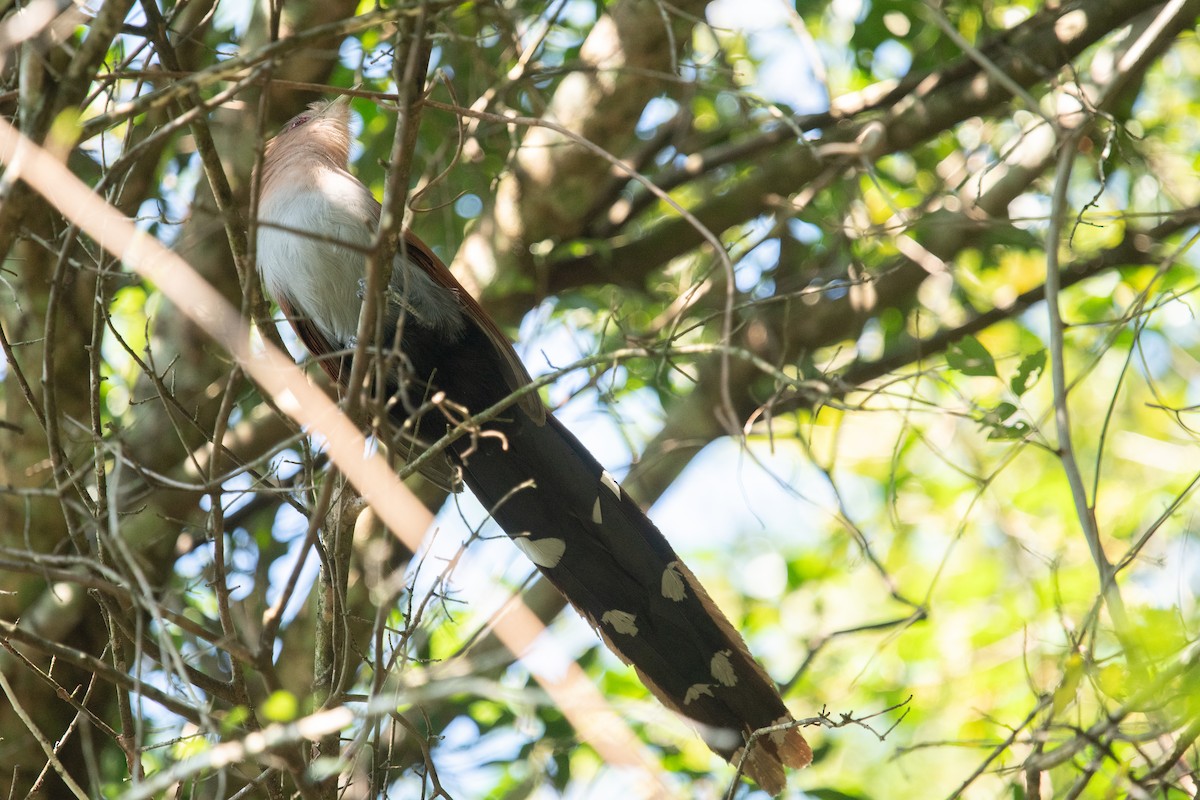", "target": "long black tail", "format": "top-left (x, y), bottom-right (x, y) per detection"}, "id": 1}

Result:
top-left (451, 408), bottom-right (811, 792)
top-left (381, 268), bottom-right (810, 791)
